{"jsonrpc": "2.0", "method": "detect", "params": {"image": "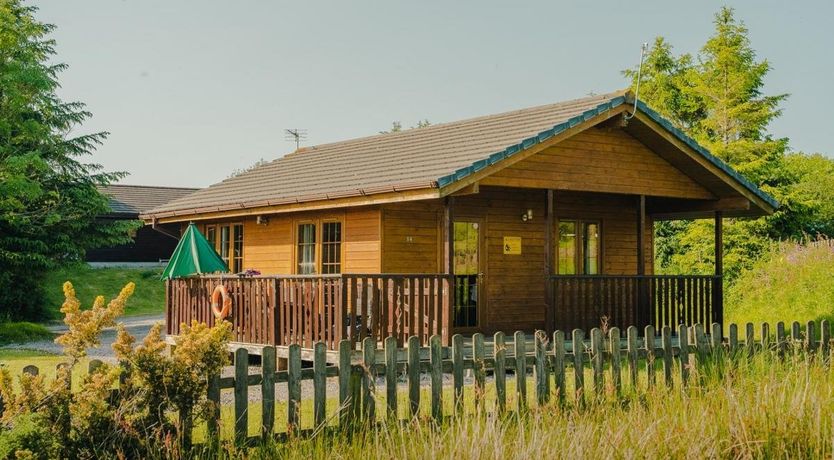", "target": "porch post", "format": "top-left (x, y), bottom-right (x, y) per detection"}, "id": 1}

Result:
top-left (442, 197), bottom-right (455, 345)
top-left (544, 190), bottom-right (555, 333)
top-left (713, 211), bottom-right (724, 328)
top-left (636, 195), bottom-right (647, 328)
